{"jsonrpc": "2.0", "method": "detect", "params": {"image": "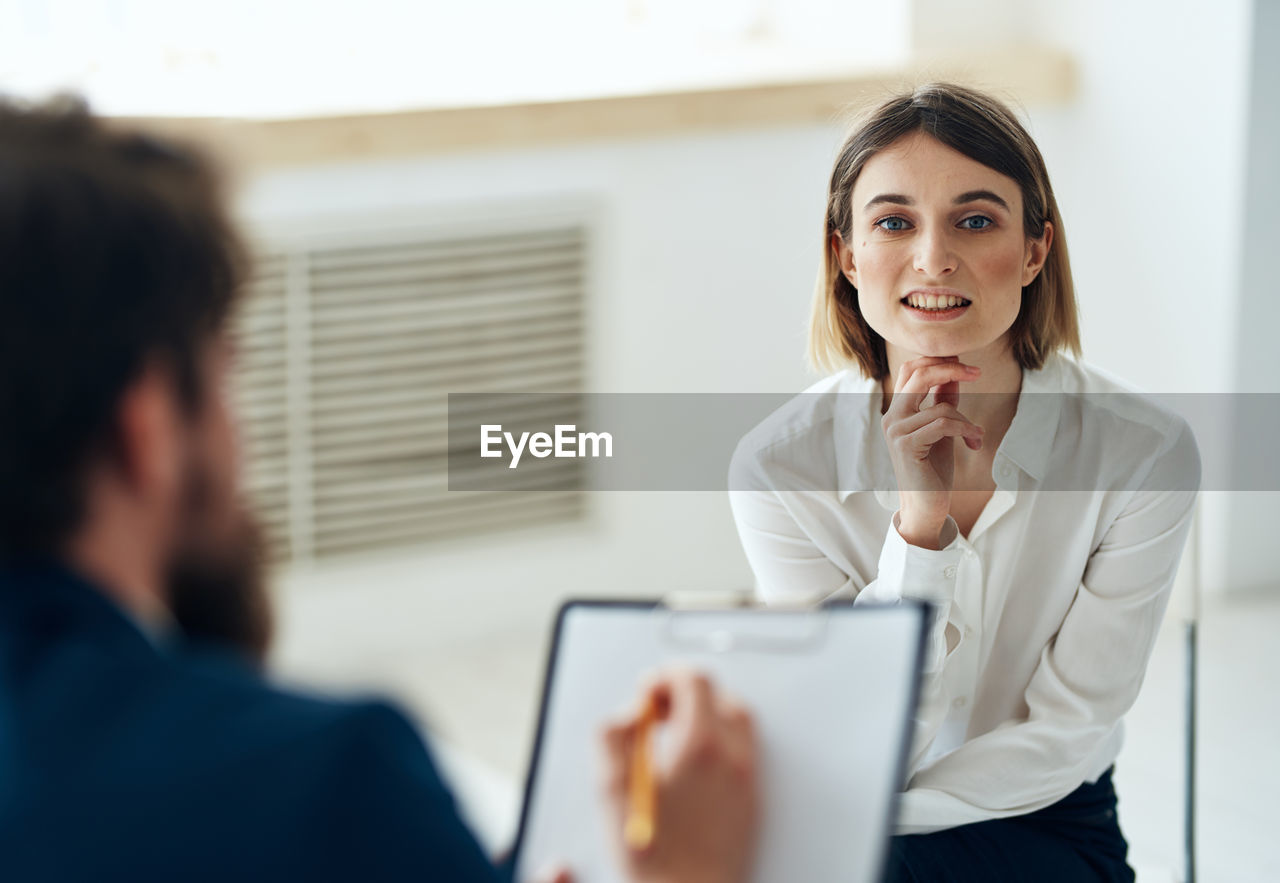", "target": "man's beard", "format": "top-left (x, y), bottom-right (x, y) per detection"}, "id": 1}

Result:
top-left (163, 455), bottom-right (274, 666)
